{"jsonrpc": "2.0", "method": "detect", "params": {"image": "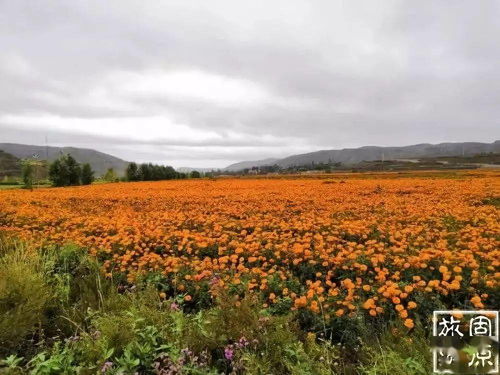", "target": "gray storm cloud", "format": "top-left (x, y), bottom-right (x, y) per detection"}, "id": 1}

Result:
top-left (0, 0), bottom-right (499, 167)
